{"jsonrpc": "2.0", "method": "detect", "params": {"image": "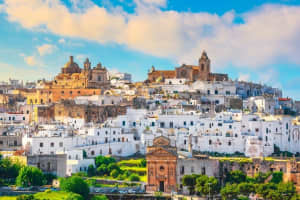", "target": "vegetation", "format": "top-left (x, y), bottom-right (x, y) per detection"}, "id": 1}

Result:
top-left (181, 170), bottom-right (299, 200)
top-left (60, 176), bottom-right (90, 199)
top-left (86, 156), bottom-right (146, 182)
top-left (0, 155), bottom-right (22, 185)
top-left (16, 166), bottom-right (45, 187)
